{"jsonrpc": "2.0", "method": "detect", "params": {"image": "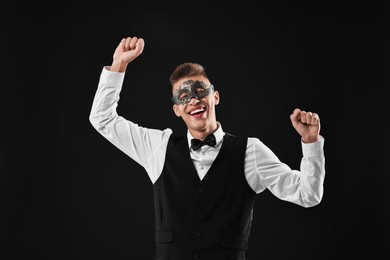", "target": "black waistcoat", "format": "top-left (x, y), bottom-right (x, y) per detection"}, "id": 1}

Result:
top-left (153, 133), bottom-right (256, 260)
